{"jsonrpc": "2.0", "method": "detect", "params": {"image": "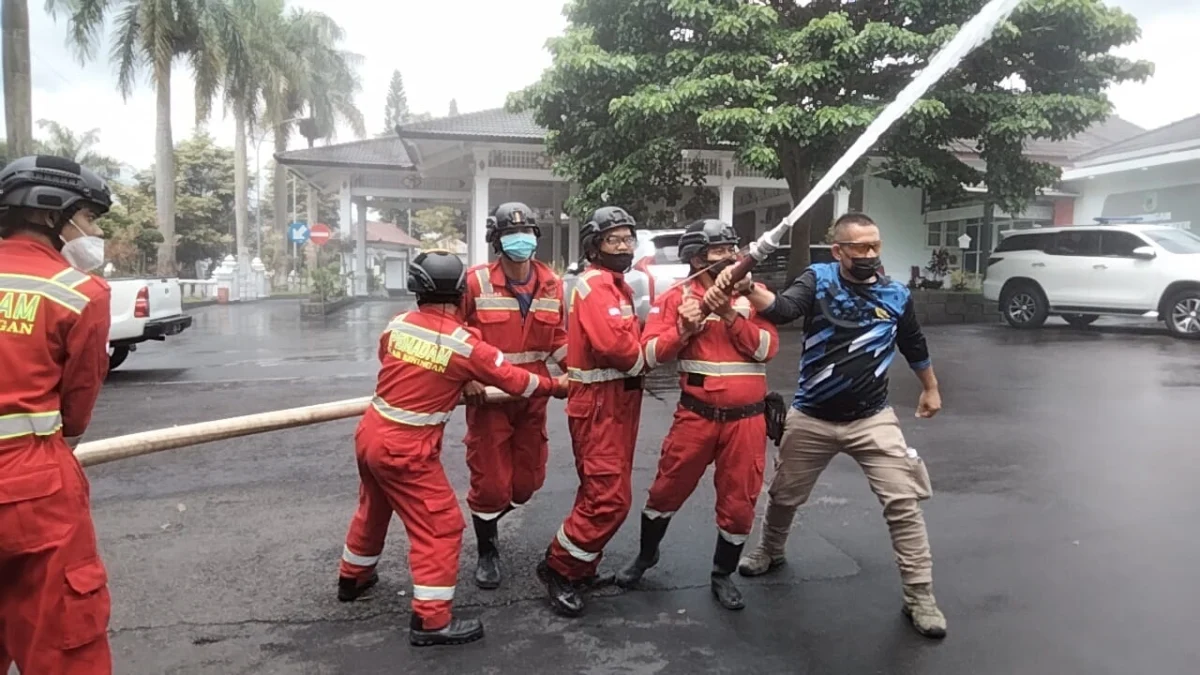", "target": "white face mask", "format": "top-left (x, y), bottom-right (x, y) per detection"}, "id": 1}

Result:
top-left (61, 219), bottom-right (105, 272)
